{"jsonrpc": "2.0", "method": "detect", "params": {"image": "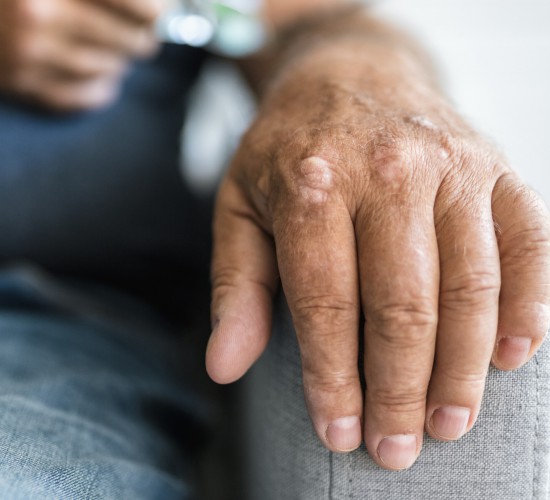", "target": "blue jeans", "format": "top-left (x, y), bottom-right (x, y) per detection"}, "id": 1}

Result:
top-left (0, 268), bottom-right (211, 499)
